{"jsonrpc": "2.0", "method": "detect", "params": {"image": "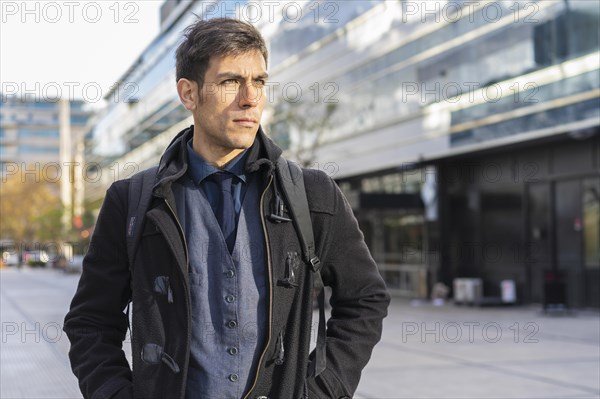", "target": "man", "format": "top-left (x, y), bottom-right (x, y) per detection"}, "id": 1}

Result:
top-left (64, 18), bottom-right (390, 399)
